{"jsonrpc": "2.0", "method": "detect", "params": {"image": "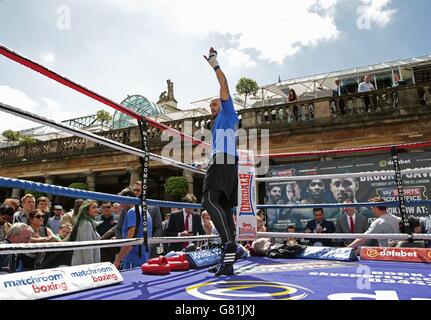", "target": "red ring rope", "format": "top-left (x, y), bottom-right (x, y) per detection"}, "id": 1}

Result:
top-left (257, 141), bottom-right (431, 159)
